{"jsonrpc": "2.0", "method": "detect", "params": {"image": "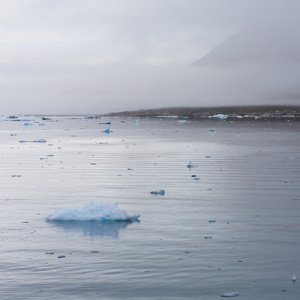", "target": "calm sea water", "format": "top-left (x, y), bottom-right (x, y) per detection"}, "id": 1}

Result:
top-left (0, 115), bottom-right (299, 299)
